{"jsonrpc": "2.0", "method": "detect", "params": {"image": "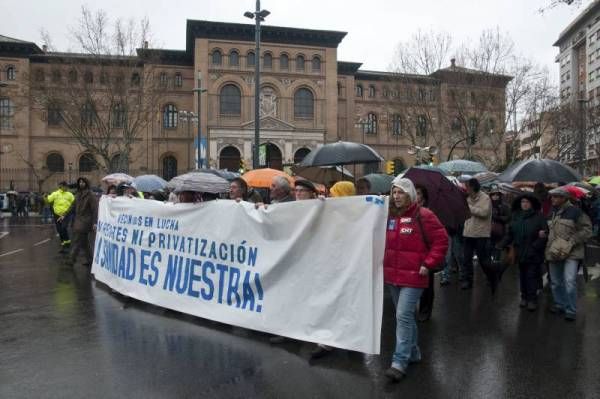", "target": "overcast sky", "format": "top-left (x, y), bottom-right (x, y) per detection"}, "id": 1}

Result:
top-left (2, 0), bottom-right (594, 78)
